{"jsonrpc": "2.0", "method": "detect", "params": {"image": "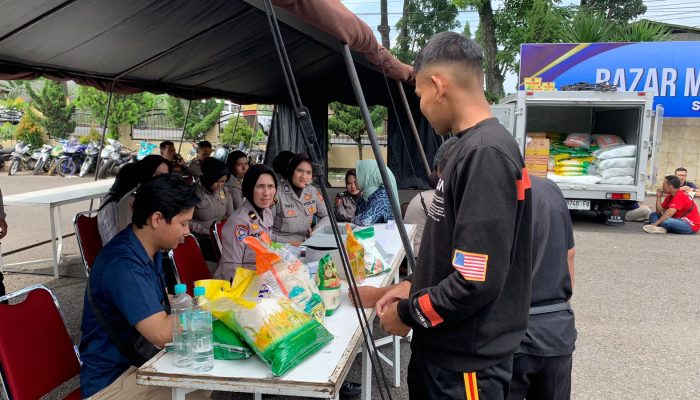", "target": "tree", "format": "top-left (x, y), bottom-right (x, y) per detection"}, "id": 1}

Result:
top-left (394, 0), bottom-right (460, 64)
top-left (580, 0), bottom-right (646, 23)
top-left (25, 79), bottom-right (76, 139)
top-left (187, 100), bottom-right (224, 140)
top-left (617, 19), bottom-right (670, 42)
top-left (562, 11), bottom-right (670, 43)
top-left (75, 86), bottom-right (154, 139)
top-left (328, 102), bottom-right (386, 160)
top-left (220, 116), bottom-right (264, 147)
top-left (0, 81), bottom-right (27, 100)
top-left (14, 107), bottom-right (46, 147)
top-left (166, 96), bottom-right (187, 128)
top-left (379, 0), bottom-right (391, 49)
